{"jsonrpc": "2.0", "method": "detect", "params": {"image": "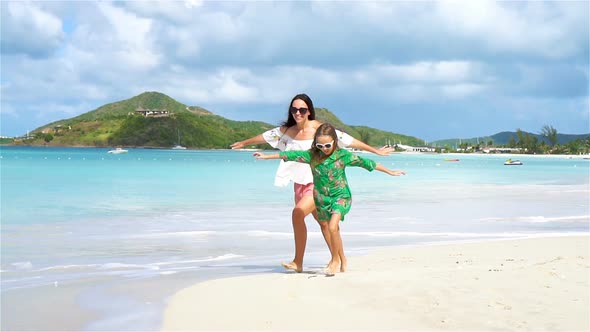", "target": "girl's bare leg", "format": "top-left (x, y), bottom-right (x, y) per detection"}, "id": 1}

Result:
top-left (339, 238), bottom-right (347, 272)
top-left (317, 219), bottom-right (346, 272)
top-left (282, 195), bottom-right (315, 273)
top-left (316, 215), bottom-right (331, 249)
top-left (325, 213), bottom-right (343, 275)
